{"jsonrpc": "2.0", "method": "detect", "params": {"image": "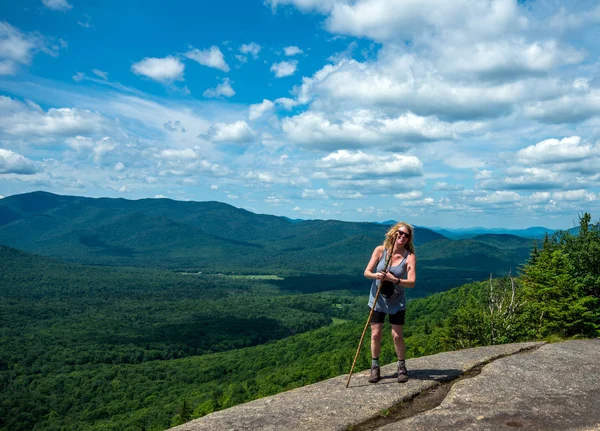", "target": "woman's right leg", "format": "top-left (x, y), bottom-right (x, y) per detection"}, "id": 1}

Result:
top-left (368, 321), bottom-right (384, 383)
top-left (370, 322), bottom-right (384, 358)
